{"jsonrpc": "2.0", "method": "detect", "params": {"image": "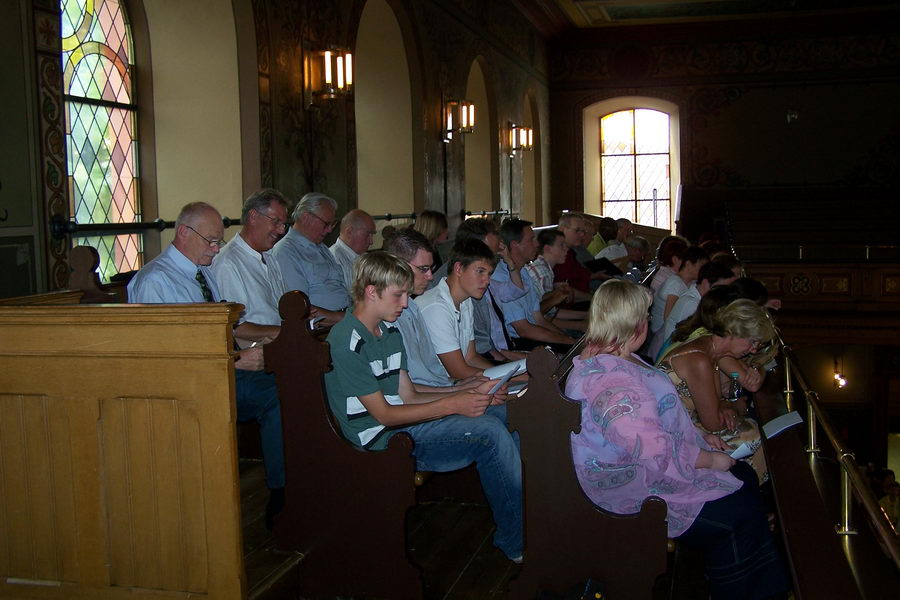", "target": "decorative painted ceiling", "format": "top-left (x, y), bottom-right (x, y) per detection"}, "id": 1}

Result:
top-left (547, 0), bottom-right (900, 27)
